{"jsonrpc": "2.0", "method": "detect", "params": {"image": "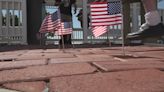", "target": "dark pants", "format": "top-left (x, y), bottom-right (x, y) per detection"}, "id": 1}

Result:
top-left (59, 34), bottom-right (72, 45)
top-left (59, 13), bottom-right (72, 46)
